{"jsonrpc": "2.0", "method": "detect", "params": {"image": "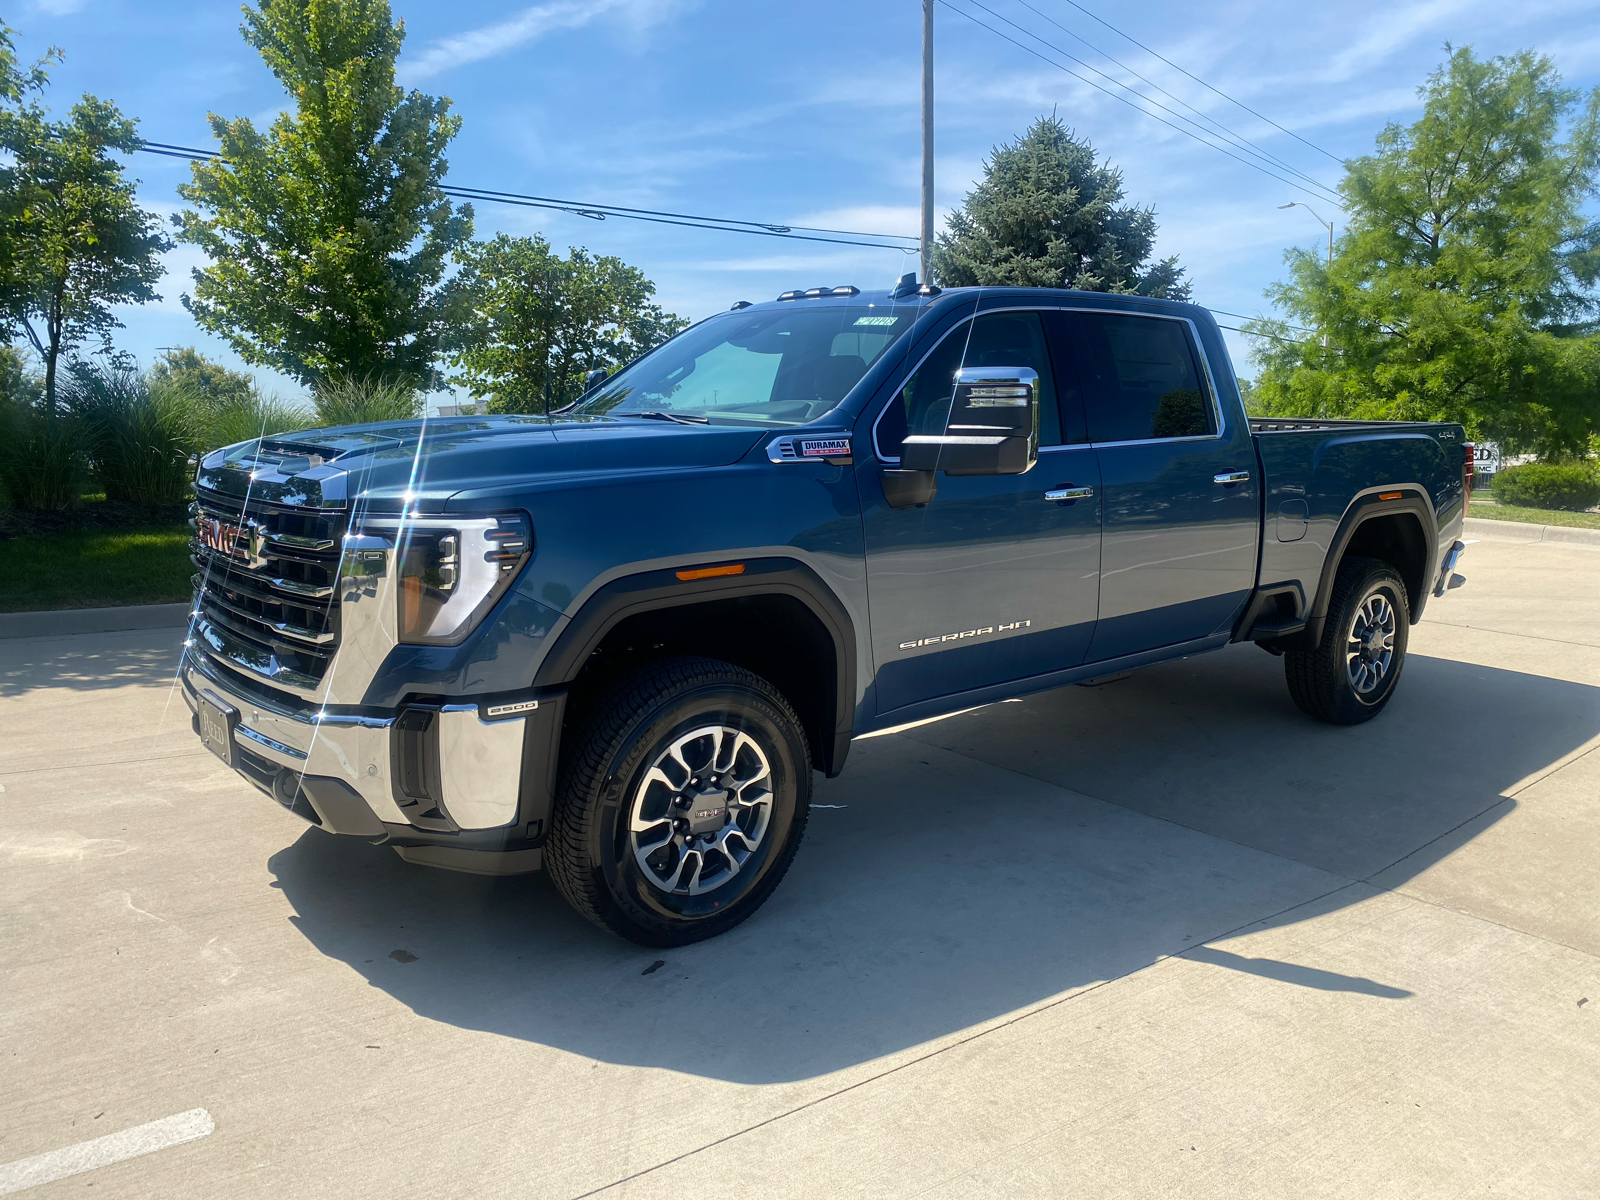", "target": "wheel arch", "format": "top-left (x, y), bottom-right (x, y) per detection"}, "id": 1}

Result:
top-left (533, 558), bottom-right (857, 777)
top-left (1307, 488), bottom-right (1436, 645)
